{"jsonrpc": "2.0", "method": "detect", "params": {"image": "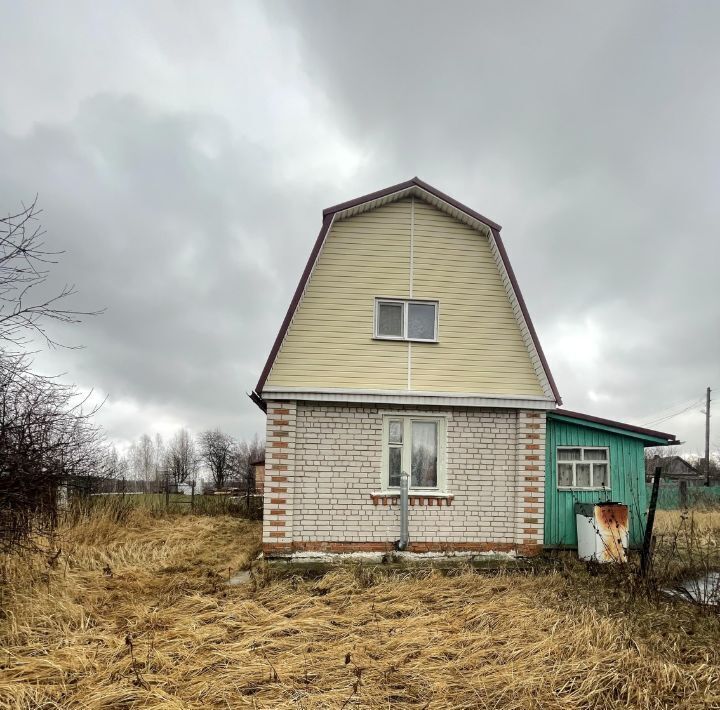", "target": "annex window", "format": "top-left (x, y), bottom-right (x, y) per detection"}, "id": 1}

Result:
top-left (557, 447), bottom-right (610, 490)
top-left (375, 299), bottom-right (438, 342)
top-left (382, 416), bottom-right (447, 491)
